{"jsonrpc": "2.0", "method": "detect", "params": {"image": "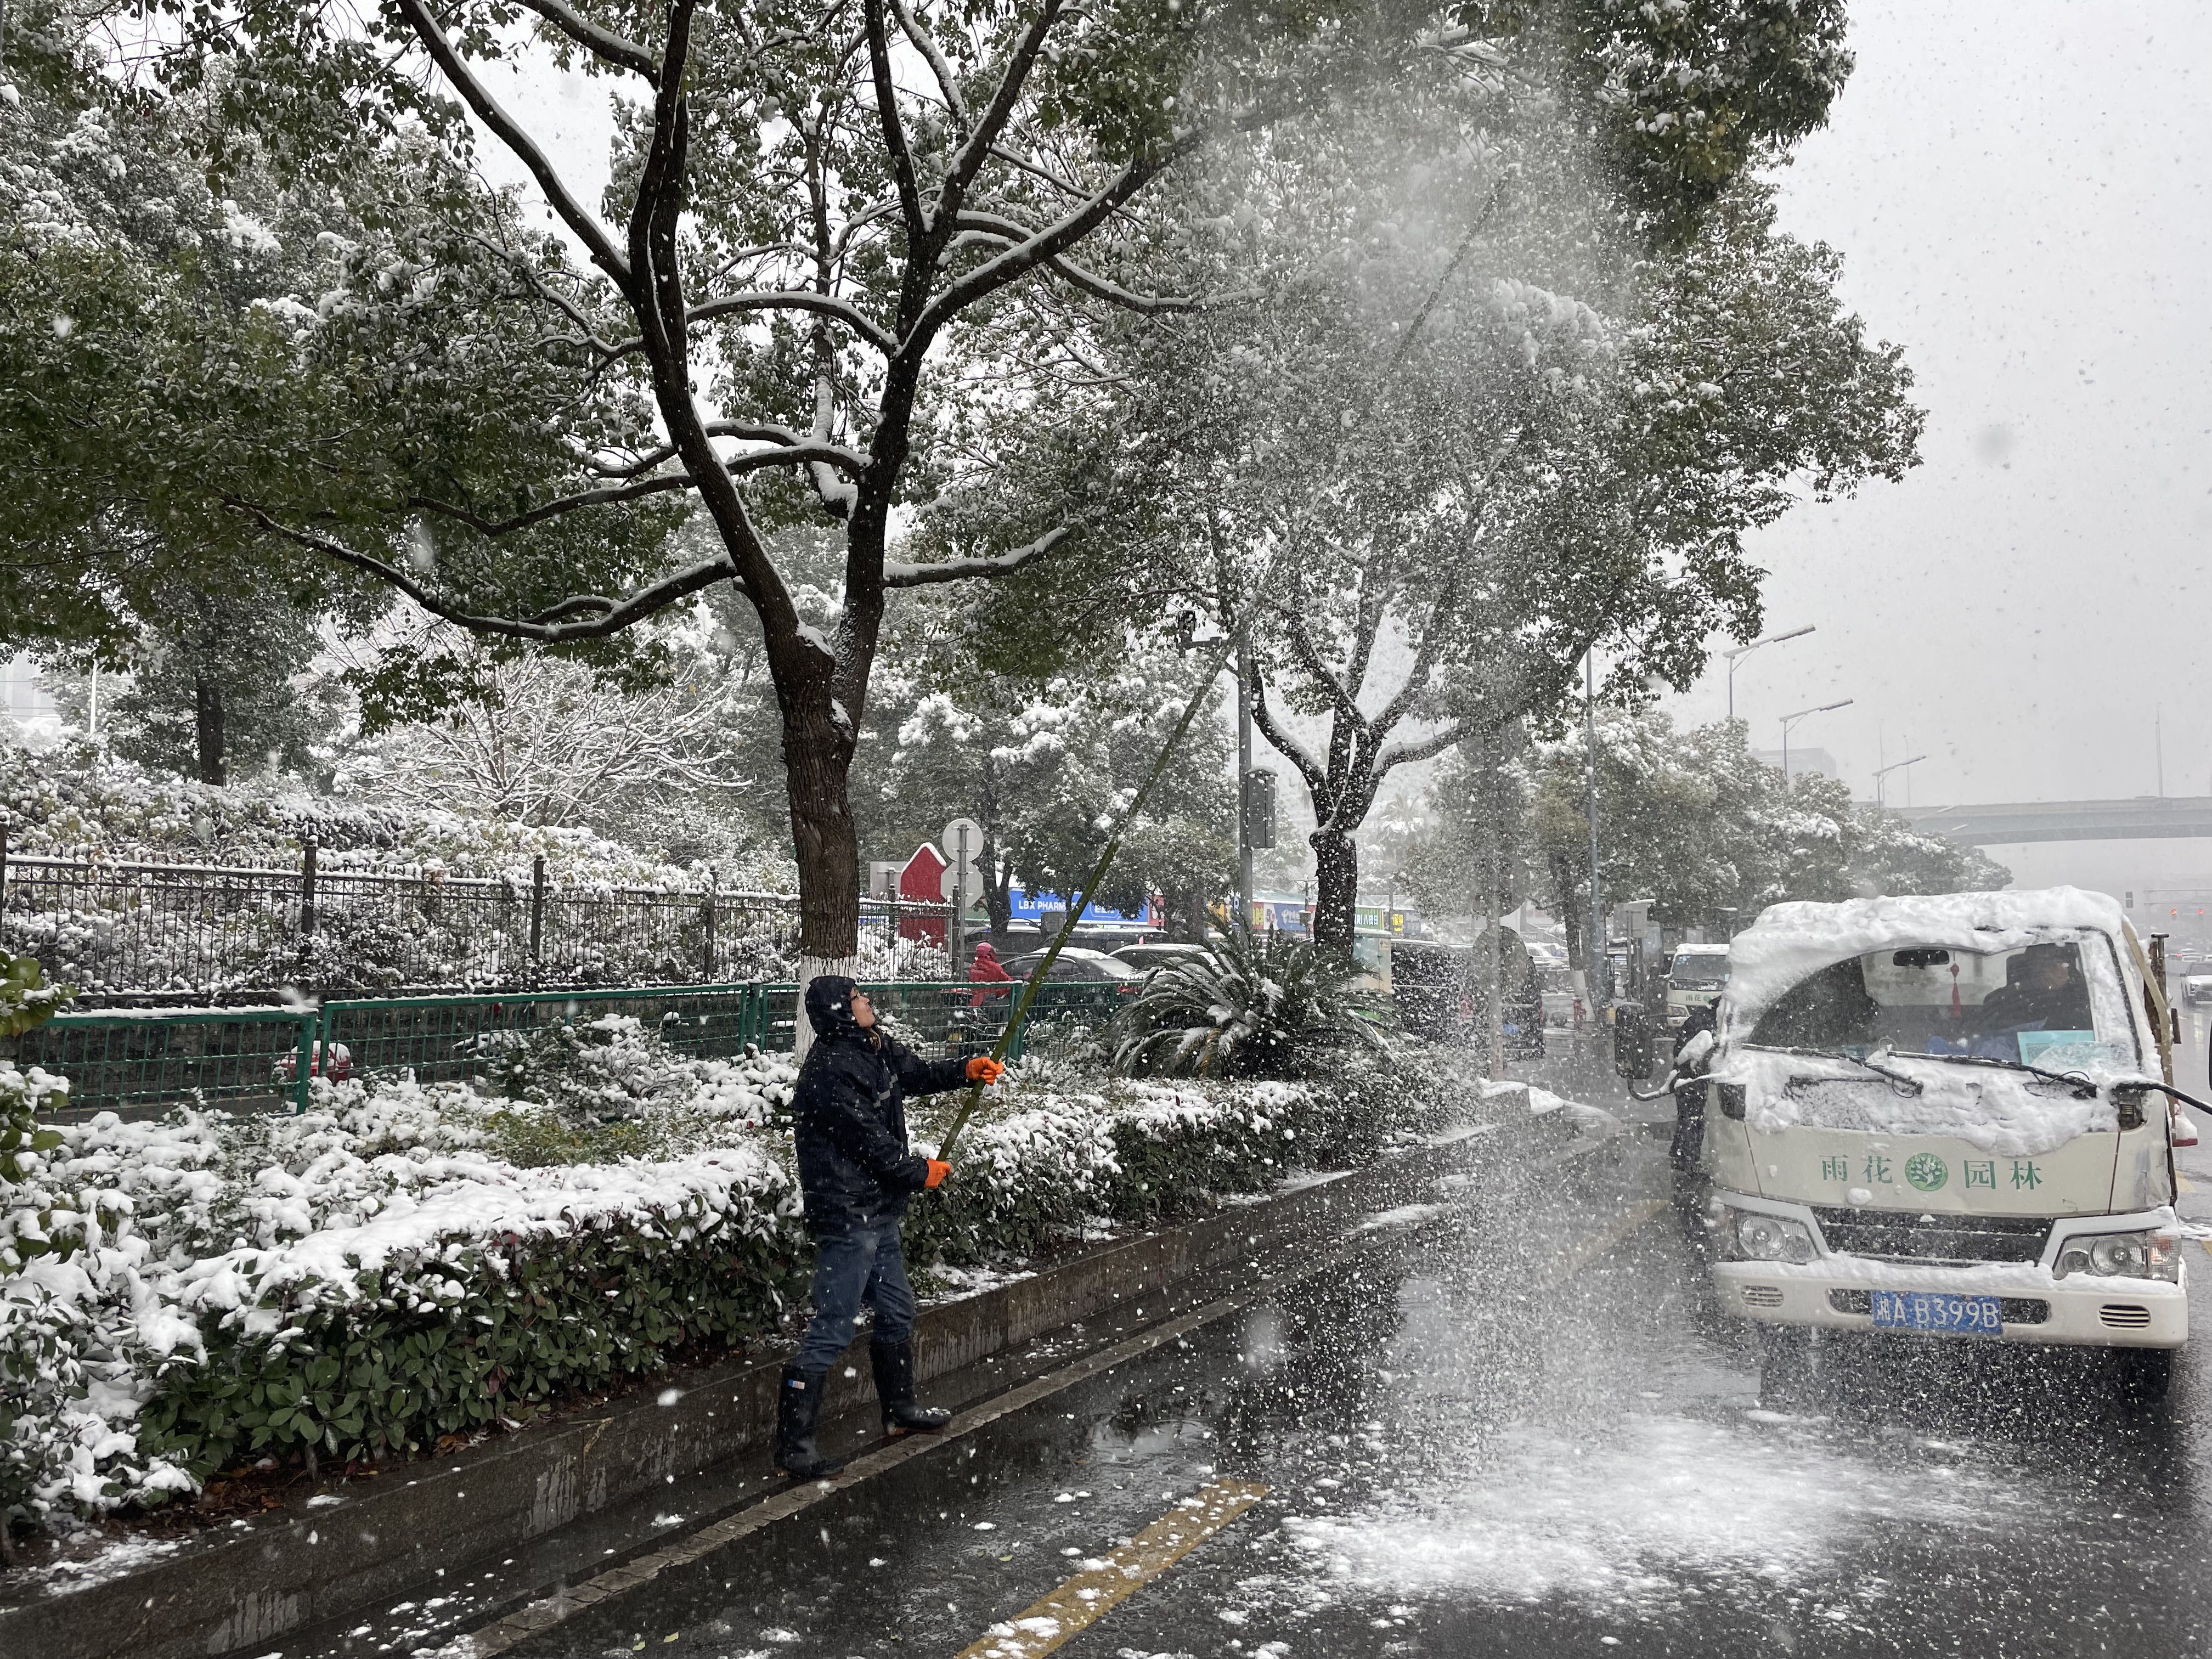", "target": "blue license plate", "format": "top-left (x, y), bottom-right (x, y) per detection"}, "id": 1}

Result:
top-left (1871, 1289), bottom-right (2002, 1336)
